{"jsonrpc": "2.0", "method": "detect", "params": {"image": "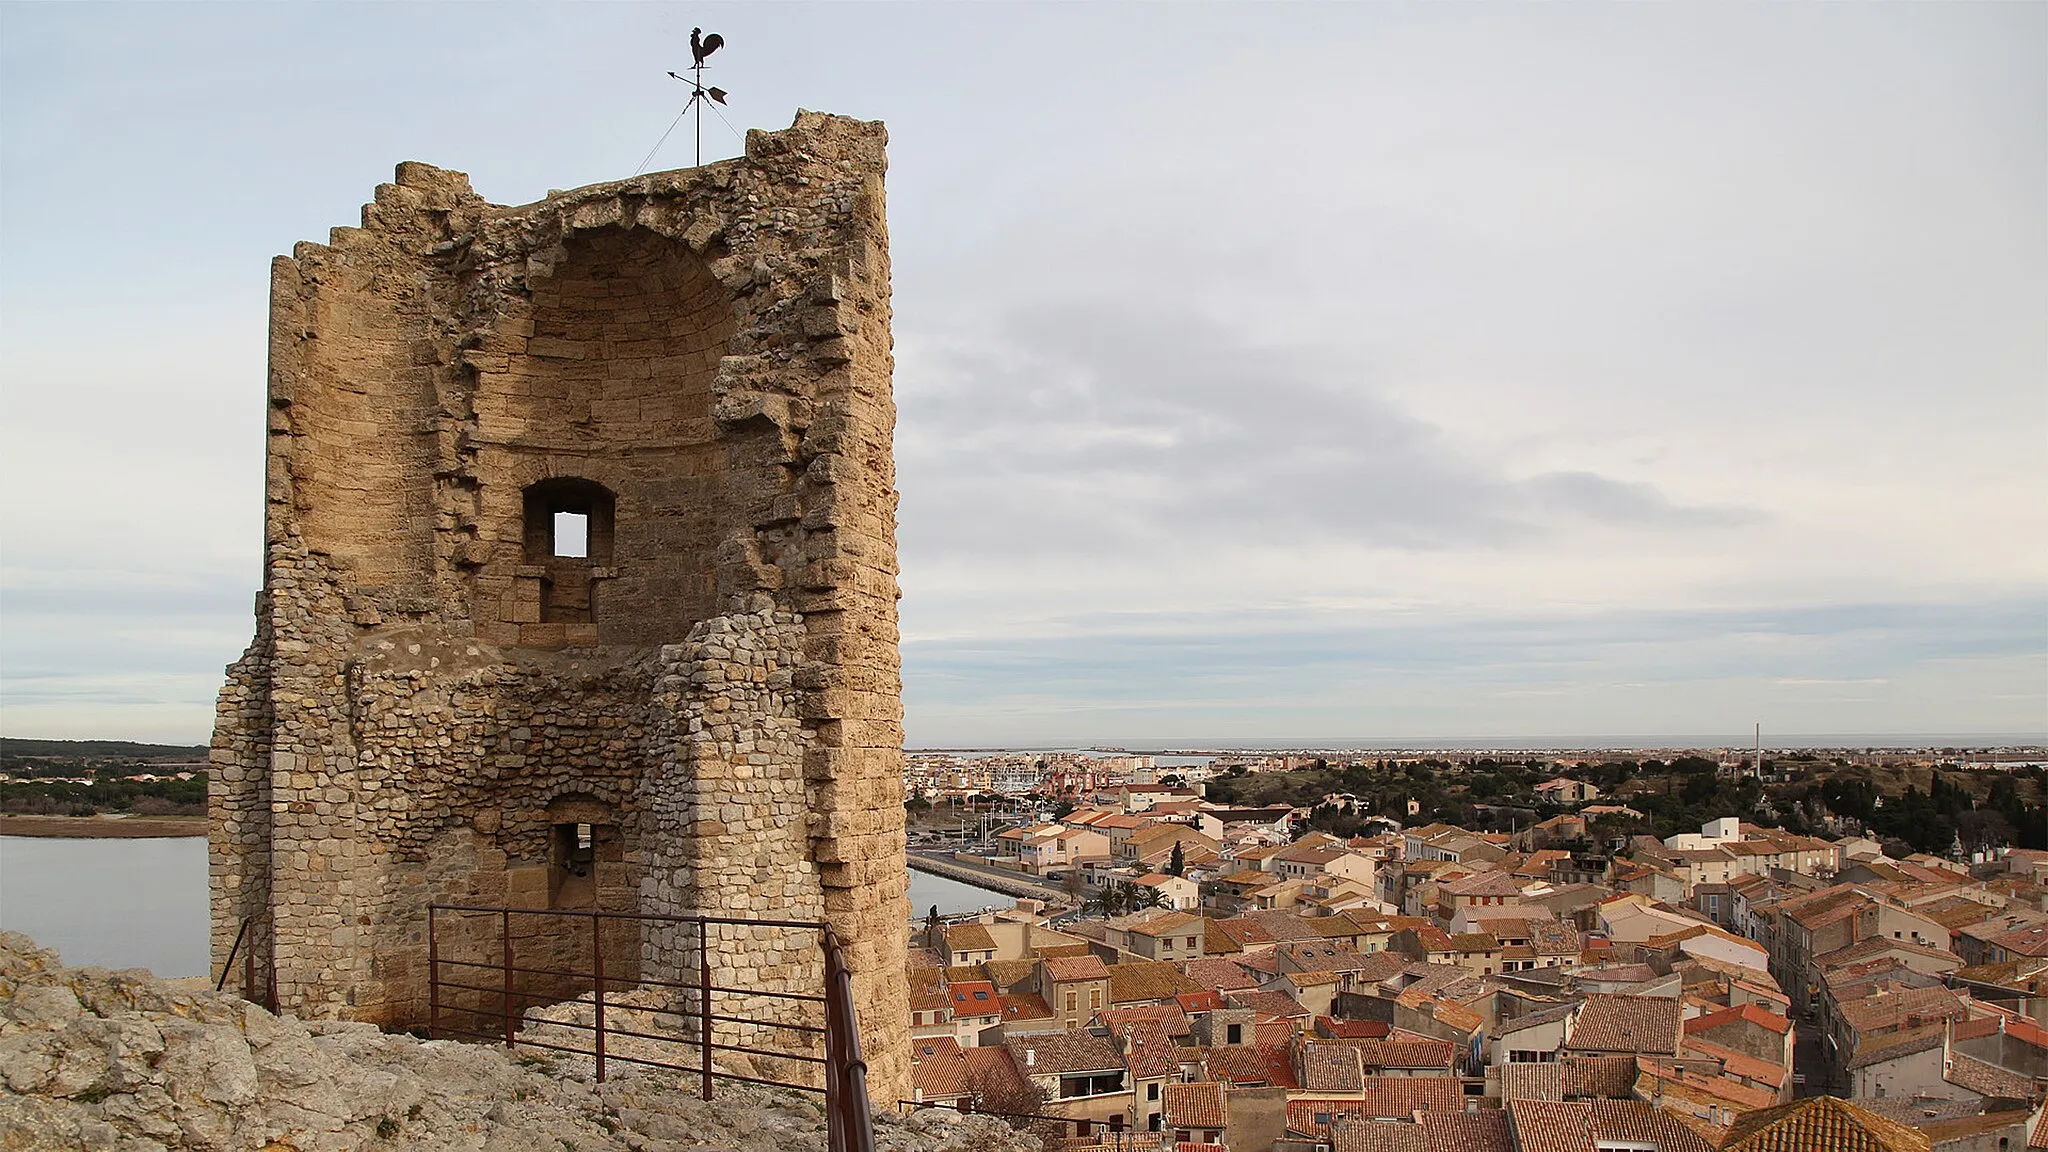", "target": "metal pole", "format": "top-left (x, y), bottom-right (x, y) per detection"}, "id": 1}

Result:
top-left (592, 914), bottom-right (606, 1084)
top-left (699, 918), bottom-right (714, 1101)
top-left (217, 915), bottom-right (252, 992)
top-left (428, 906), bottom-right (440, 1039)
top-left (503, 908), bottom-right (516, 1048)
